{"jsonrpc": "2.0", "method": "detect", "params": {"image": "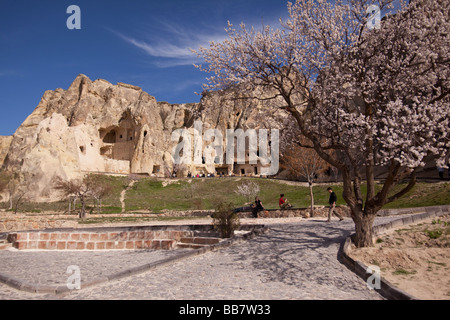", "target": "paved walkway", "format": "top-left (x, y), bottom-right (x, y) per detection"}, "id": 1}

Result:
top-left (0, 217), bottom-right (400, 300)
